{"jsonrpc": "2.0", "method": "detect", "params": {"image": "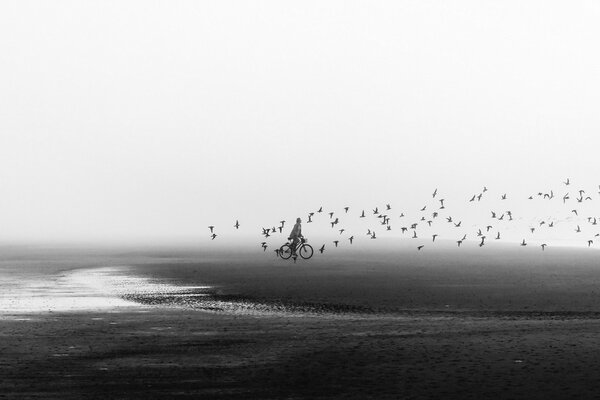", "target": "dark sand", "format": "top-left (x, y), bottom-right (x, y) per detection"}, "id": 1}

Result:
top-left (3, 243), bottom-right (600, 399)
